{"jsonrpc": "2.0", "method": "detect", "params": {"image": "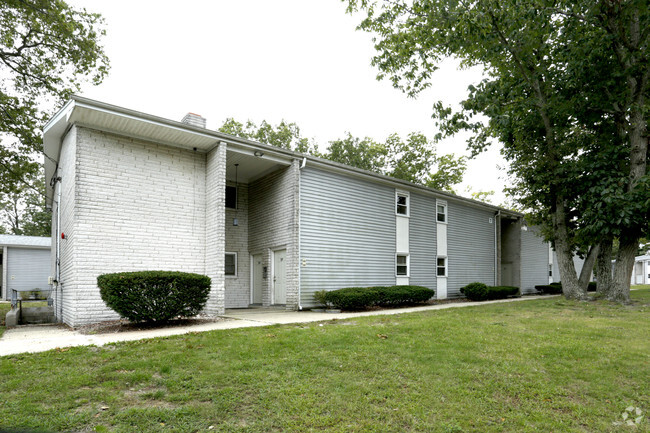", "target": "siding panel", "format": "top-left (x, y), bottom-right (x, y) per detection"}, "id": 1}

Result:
top-left (409, 192), bottom-right (437, 290)
top-left (447, 202), bottom-right (496, 296)
top-left (521, 228), bottom-right (550, 293)
top-left (299, 168), bottom-right (395, 306)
